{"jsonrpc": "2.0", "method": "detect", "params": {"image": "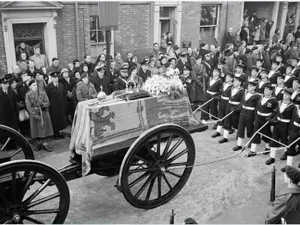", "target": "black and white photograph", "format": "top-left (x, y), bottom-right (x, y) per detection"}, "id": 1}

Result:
top-left (0, 0), bottom-right (300, 224)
